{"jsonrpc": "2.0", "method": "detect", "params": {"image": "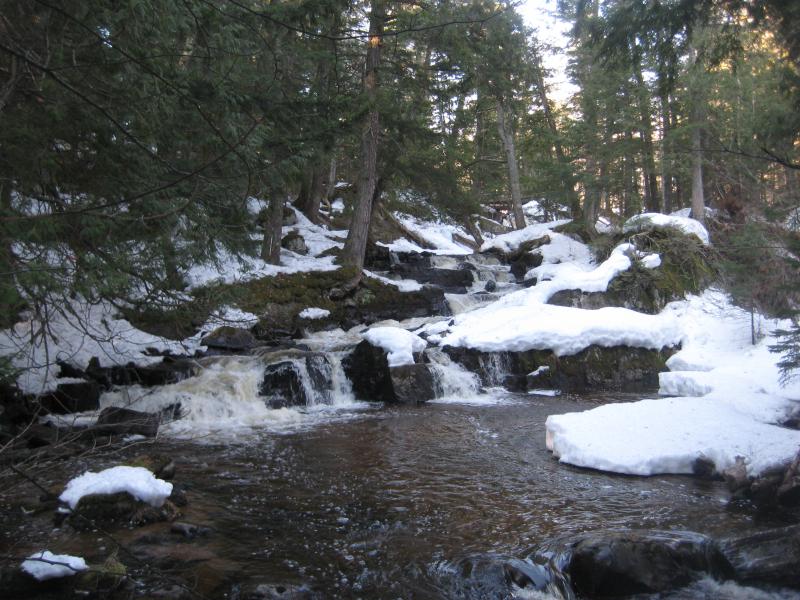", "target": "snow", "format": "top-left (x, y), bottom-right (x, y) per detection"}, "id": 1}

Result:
top-left (546, 291), bottom-right (800, 477)
top-left (364, 269), bottom-right (424, 292)
top-left (0, 298), bottom-right (198, 394)
top-left (378, 213), bottom-right (474, 255)
top-left (480, 220), bottom-right (571, 254)
top-left (59, 466), bottom-right (173, 509)
top-left (21, 551), bottom-right (87, 581)
top-left (437, 242), bottom-right (674, 355)
top-left (363, 326), bottom-right (427, 367)
top-left (623, 212), bottom-right (710, 245)
top-left (299, 307), bottom-right (331, 320)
